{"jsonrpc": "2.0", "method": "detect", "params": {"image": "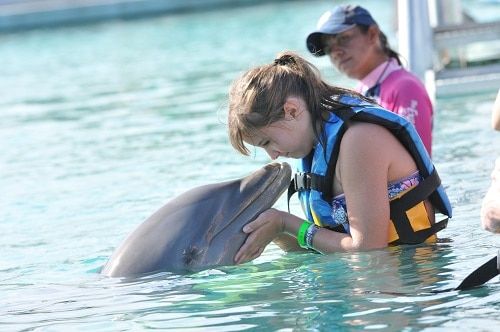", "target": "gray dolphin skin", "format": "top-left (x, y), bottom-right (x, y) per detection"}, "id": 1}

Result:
top-left (101, 162), bottom-right (292, 277)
